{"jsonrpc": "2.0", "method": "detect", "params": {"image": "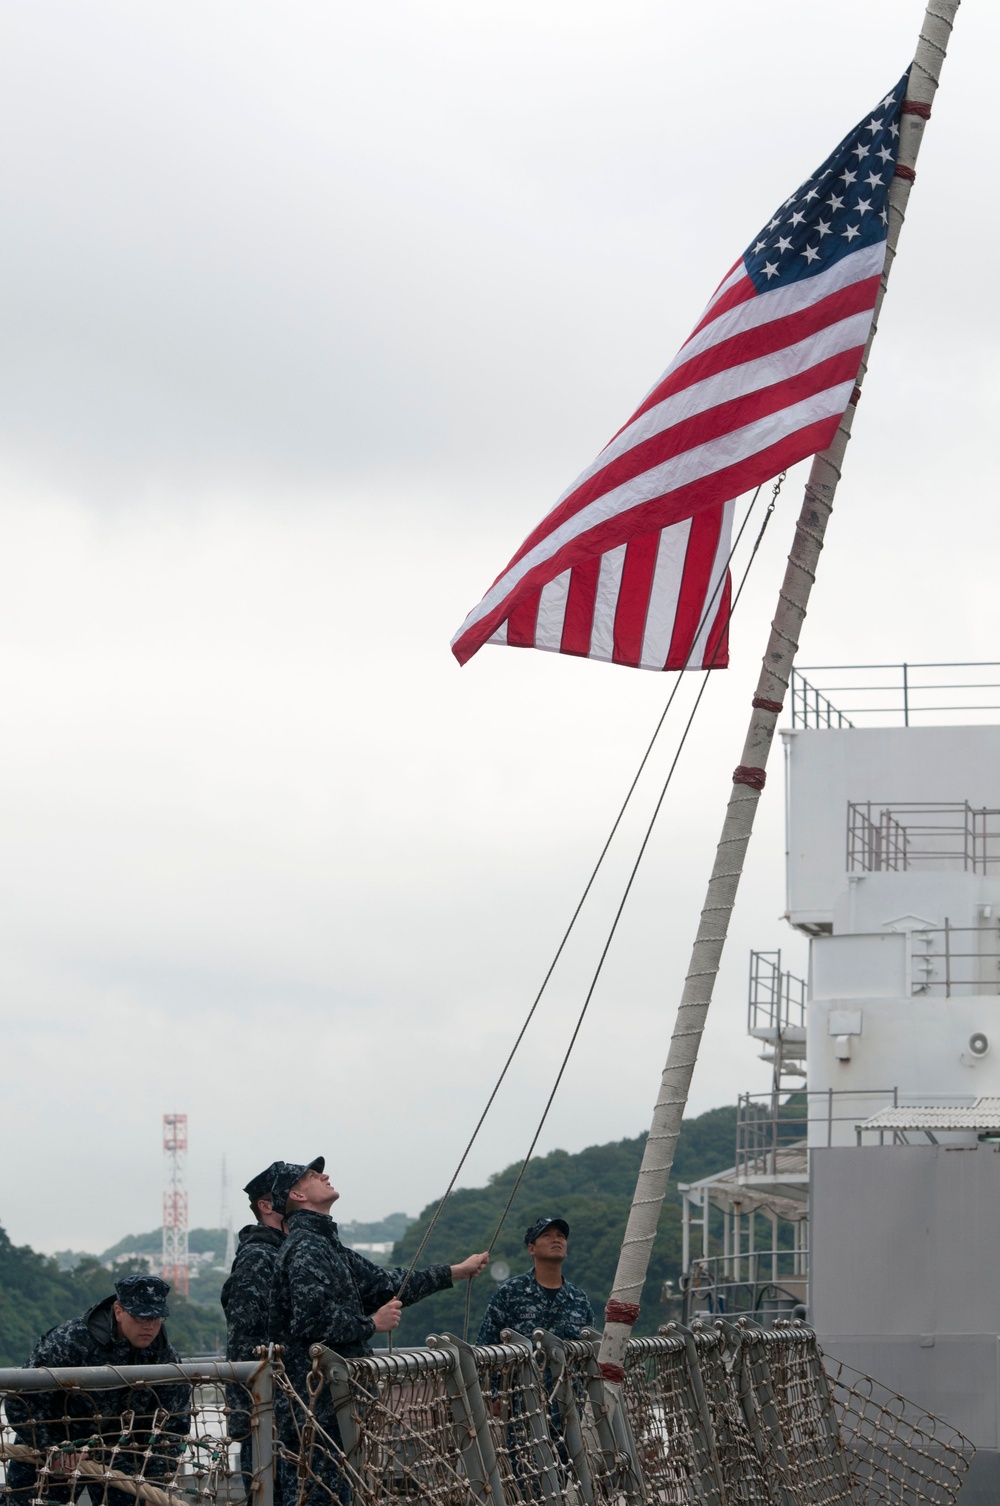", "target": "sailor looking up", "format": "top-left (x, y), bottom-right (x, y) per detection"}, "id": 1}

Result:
top-left (476, 1217), bottom-right (594, 1344)
top-left (221, 1159), bottom-right (288, 1504)
top-left (267, 1156), bottom-right (488, 1505)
